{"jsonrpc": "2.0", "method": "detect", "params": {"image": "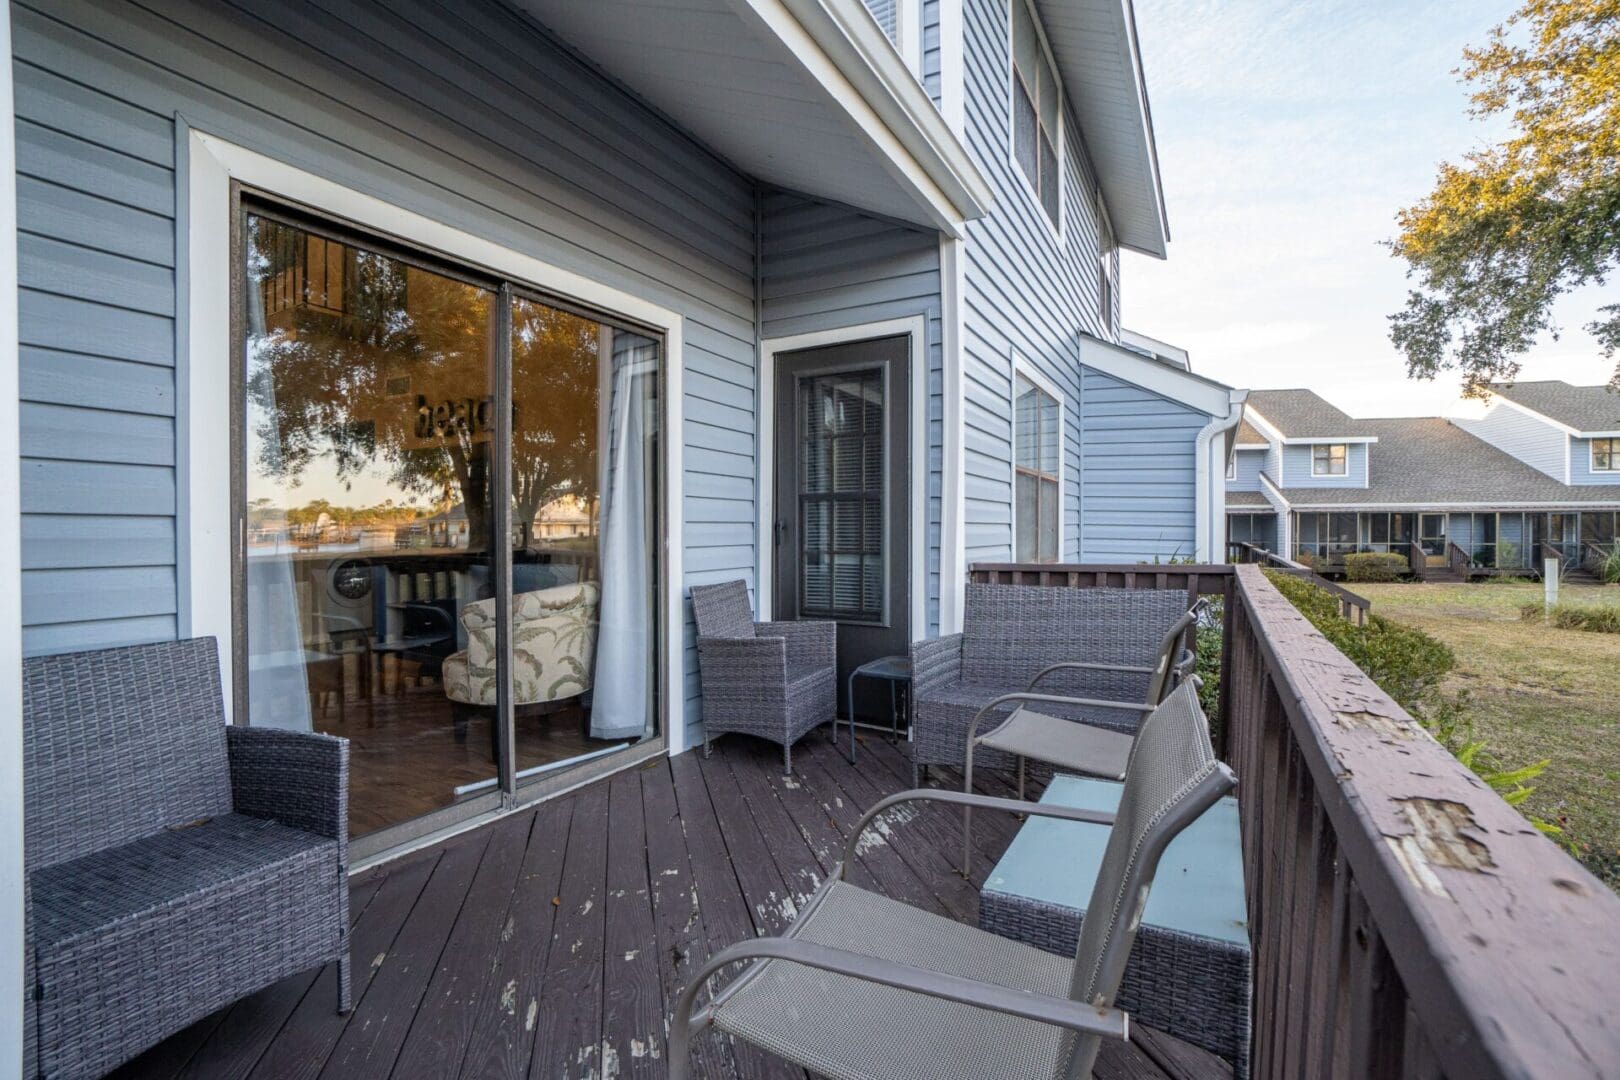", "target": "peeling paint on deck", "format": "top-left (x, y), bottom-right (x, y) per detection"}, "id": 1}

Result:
top-left (1384, 797), bottom-right (1495, 898)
